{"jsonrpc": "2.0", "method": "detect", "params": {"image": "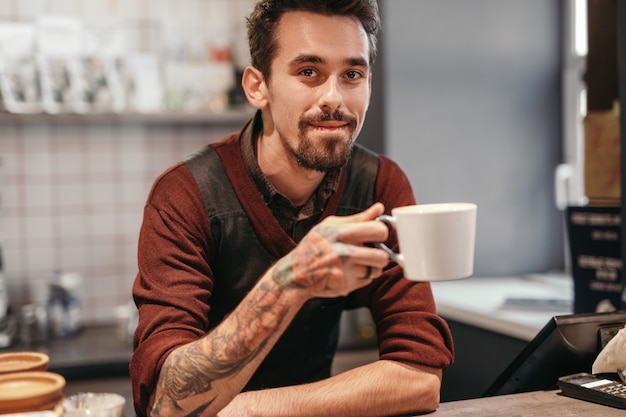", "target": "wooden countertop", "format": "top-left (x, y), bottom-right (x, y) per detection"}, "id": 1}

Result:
top-left (64, 379), bottom-right (624, 417)
top-left (431, 390), bottom-right (624, 416)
